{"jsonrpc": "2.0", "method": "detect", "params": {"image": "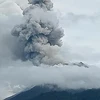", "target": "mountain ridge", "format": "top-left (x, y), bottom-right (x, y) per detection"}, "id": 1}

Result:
top-left (5, 84), bottom-right (100, 100)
